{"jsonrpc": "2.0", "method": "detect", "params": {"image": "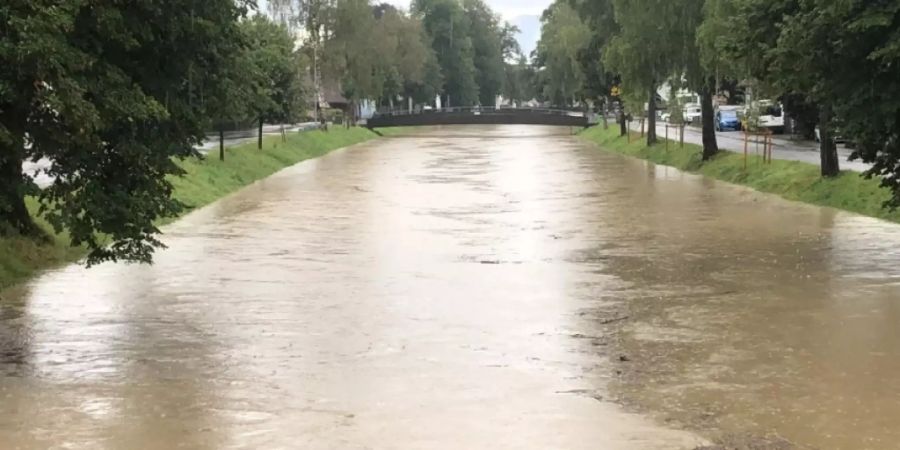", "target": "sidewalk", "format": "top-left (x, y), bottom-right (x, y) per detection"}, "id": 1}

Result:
top-left (23, 122), bottom-right (321, 189)
top-left (627, 121), bottom-right (870, 172)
